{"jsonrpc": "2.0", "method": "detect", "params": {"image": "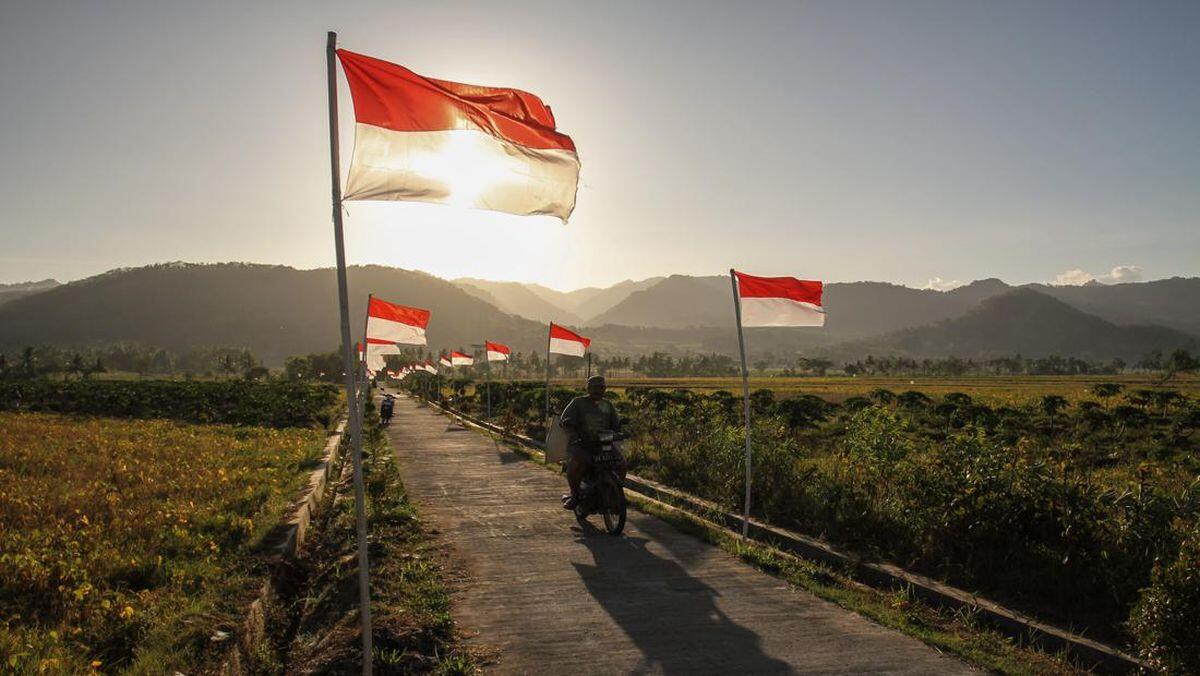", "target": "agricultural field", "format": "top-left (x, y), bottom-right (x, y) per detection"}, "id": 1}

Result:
top-left (411, 373), bottom-right (1200, 671)
top-left (548, 373), bottom-right (1200, 405)
top-left (0, 412), bottom-right (324, 673)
